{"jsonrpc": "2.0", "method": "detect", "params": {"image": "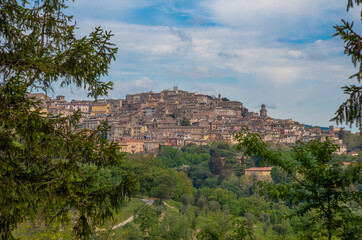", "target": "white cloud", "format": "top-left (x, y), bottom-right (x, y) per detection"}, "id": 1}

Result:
top-left (72, 0), bottom-right (162, 13)
top-left (59, 0), bottom-right (361, 131)
top-left (257, 67), bottom-right (301, 84)
top-left (134, 77), bottom-right (155, 88)
top-left (288, 50), bottom-right (303, 58)
top-left (109, 77), bottom-right (156, 98)
top-left (202, 0), bottom-right (345, 27)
